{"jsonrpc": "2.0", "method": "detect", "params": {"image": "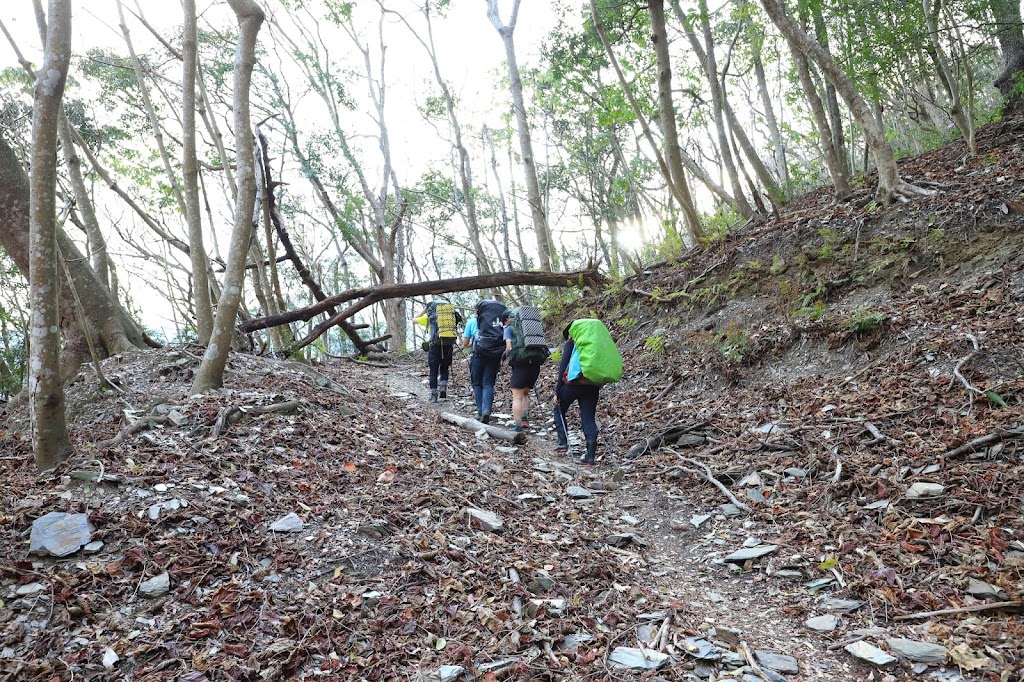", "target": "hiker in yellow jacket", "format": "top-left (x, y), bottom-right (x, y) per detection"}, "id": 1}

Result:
top-left (413, 301), bottom-right (461, 403)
